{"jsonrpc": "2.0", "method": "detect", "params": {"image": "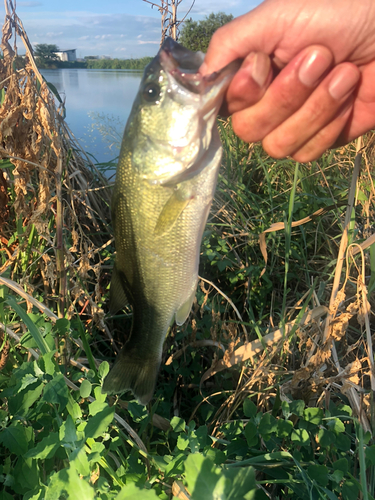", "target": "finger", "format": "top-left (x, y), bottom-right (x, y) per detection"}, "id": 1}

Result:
top-left (261, 63), bottom-right (360, 158)
top-left (230, 45), bottom-right (334, 142)
top-left (334, 60), bottom-right (375, 145)
top-left (221, 52), bottom-right (272, 115)
top-left (288, 97), bottom-right (354, 162)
